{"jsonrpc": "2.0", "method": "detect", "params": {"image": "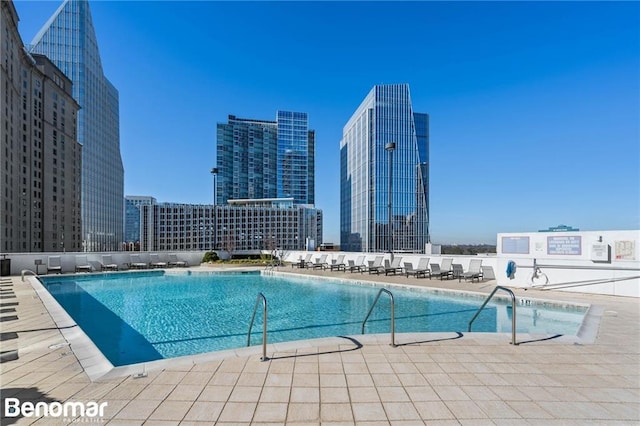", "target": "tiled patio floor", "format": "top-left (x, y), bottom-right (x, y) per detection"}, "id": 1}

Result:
top-left (1, 265), bottom-right (638, 425)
